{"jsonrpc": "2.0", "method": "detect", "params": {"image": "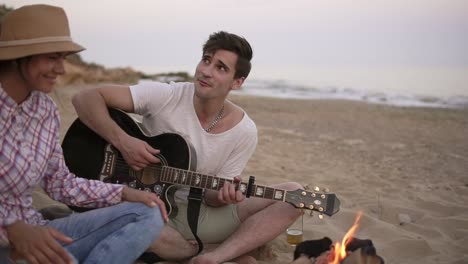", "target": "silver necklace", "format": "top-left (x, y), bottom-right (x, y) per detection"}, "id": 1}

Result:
top-left (204, 104), bottom-right (225, 132)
